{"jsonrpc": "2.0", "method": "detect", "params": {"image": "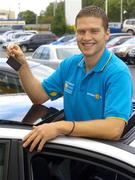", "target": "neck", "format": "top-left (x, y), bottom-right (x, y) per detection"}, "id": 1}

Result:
top-left (85, 48), bottom-right (105, 72)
